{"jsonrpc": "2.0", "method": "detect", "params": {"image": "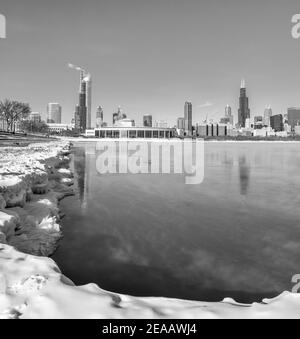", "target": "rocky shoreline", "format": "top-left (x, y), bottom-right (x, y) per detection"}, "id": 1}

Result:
top-left (0, 142), bottom-right (74, 257)
top-left (1, 141), bottom-right (300, 319)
